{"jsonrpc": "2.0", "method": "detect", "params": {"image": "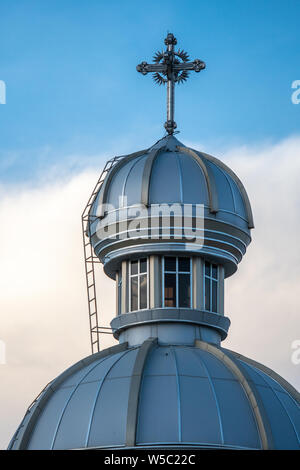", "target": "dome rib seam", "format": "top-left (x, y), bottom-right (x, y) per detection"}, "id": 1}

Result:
top-left (171, 347), bottom-right (182, 442)
top-left (248, 366), bottom-right (300, 445)
top-left (121, 157), bottom-right (145, 205)
top-left (196, 150), bottom-right (254, 229)
top-left (84, 349), bottom-right (133, 448)
top-left (194, 340), bottom-right (269, 450)
top-left (50, 349), bottom-right (130, 449)
top-left (191, 349), bottom-right (225, 445)
top-left (177, 146), bottom-right (218, 214)
top-left (9, 342), bottom-right (129, 449)
top-left (214, 163), bottom-right (237, 213)
top-left (141, 147), bottom-right (166, 207)
top-left (221, 348), bottom-right (300, 404)
top-left (125, 337), bottom-right (158, 447)
top-left (98, 149), bottom-right (149, 218)
top-left (174, 153), bottom-right (184, 204)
